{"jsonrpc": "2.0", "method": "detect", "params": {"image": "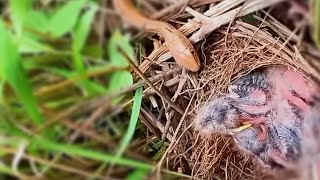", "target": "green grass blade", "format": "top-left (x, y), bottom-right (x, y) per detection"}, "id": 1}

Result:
top-left (73, 2), bottom-right (98, 52)
top-left (19, 35), bottom-right (56, 54)
top-left (24, 10), bottom-right (49, 33)
top-left (0, 20), bottom-right (43, 124)
top-left (0, 162), bottom-right (18, 177)
top-left (108, 71), bottom-right (133, 94)
top-left (9, 0), bottom-right (33, 37)
top-left (107, 31), bottom-right (134, 100)
top-left (126, 169), bottom-right (150, 180)
top-left (31, 136), bottom-right (152, 170)
top-left (116, 87), bottom-right (143, 157)
top-left (0, 80), bottom-right (4, 103)
top-left (70, 2), bottom-right (101, 96)
top-left (72, 51), bottom-right (86, 76)
top-left (48, 0), bottom-right (87, 37)
top-left (108, 30), bottom-right (135, 67)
